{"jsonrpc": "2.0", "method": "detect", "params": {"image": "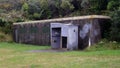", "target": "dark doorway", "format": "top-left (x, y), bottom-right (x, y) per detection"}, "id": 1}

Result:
top-left (62, 37), bottom-right (67, 48)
